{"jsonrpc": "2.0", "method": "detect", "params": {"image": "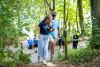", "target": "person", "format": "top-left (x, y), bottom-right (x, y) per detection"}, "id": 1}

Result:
top-left (73, 32), bottom-right (79, 49)
top-left (58, 34), bottom-right (64, 52)
top-left (38, 16), bottom-right (53, 64)
top-left (27, 36), bottom-right (33, 49)
top-left (33, 35), bottom-right (38, 53)
top-left (49, 11), bottom-right (61, 62)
